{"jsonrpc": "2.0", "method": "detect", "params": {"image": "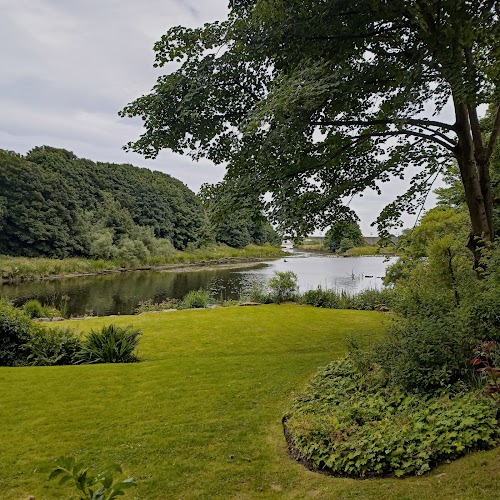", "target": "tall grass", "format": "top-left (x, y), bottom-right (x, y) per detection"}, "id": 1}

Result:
top-left (0, 244), bottom-right (285, 283)
top-left (299, 287), bottom-right (394, 311)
